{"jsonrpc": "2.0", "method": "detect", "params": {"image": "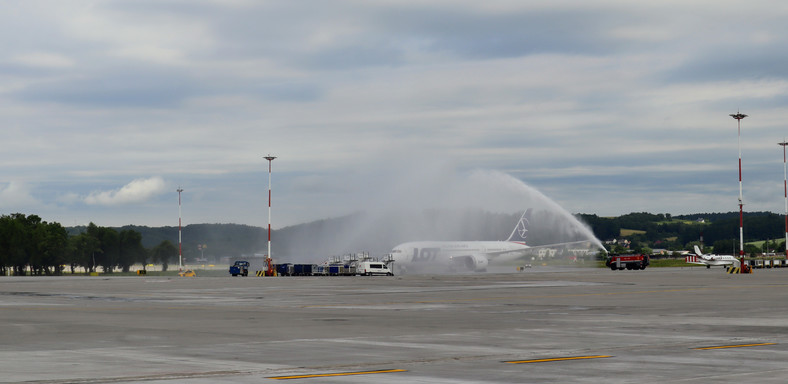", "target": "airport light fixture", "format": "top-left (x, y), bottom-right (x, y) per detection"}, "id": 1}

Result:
top-left (730, 111), bottom-right (747, 272)
top-left (177, 187), bottom-right (184, 272)
top-left (264, 155), bottom-right (276, 265)
top-left (780, 140), bottom-right (788, 260)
